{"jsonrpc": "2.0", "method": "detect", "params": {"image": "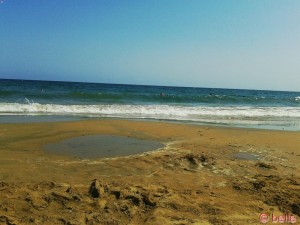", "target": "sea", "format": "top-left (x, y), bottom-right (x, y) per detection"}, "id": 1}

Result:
top-left (0, 79), bottom-right (300, 131)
